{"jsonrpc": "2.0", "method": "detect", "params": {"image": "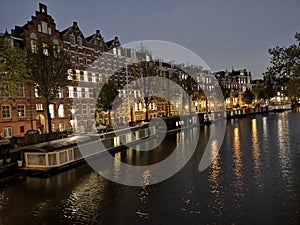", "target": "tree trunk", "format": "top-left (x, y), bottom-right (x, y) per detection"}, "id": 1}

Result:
top-left (45, 100), bottom-right (52, 133)
top-left (144, 97), bottom-right (149, 121)
top-left (130, 107), bottom-right (134, 122)
top-left (108, 110), bottom-right (111, 126)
